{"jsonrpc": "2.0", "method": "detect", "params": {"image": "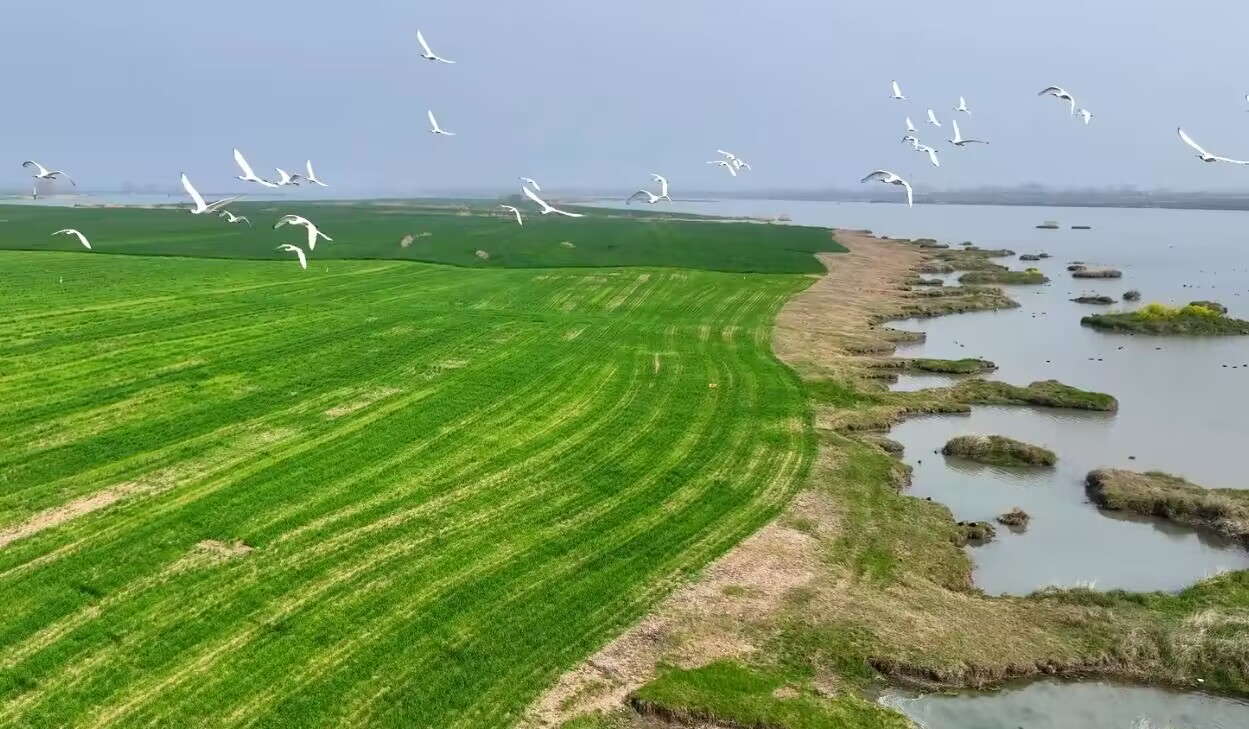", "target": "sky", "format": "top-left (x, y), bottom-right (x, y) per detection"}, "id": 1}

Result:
top-left (6, 0), bottom-right (1249, 196)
